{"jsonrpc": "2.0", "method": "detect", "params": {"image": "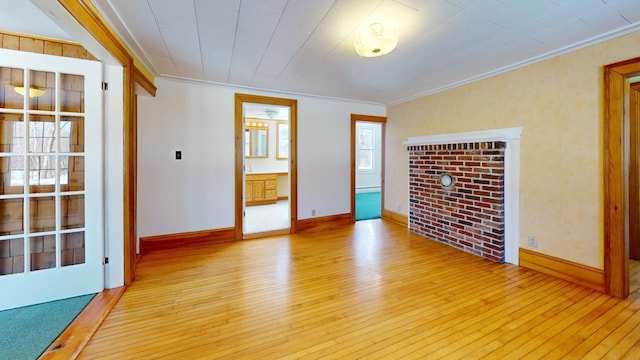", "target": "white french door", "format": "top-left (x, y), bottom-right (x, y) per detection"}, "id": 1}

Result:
top-left (0, 49), bottom-right (103, 311)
